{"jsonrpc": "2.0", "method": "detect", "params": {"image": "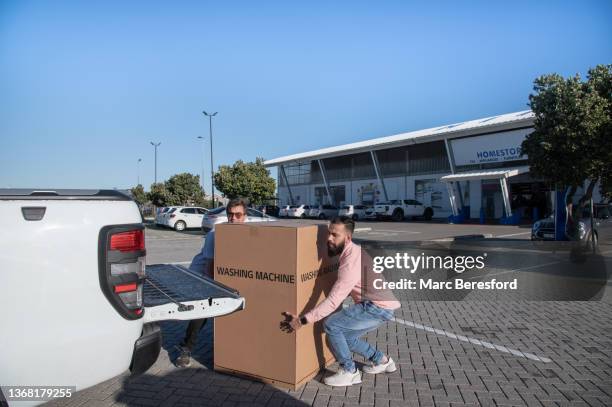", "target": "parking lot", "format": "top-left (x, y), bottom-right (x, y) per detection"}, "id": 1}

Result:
top-left (48, 221), bottom-right (612, 407)
top-left (144, 219), bottom-right (534, 265)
